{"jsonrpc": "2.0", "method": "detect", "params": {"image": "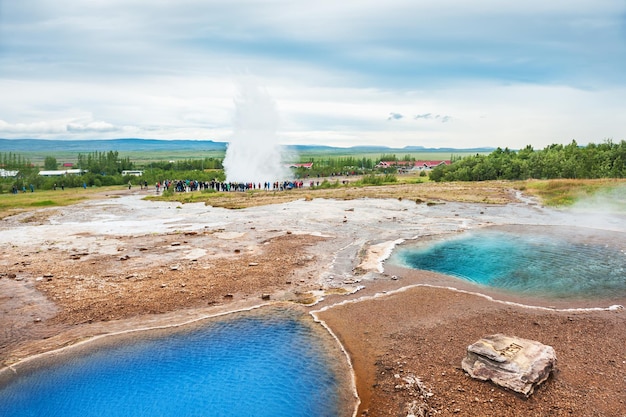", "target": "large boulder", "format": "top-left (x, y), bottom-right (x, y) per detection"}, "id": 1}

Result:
top-left (461, 334), bottom-right (556, 396)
